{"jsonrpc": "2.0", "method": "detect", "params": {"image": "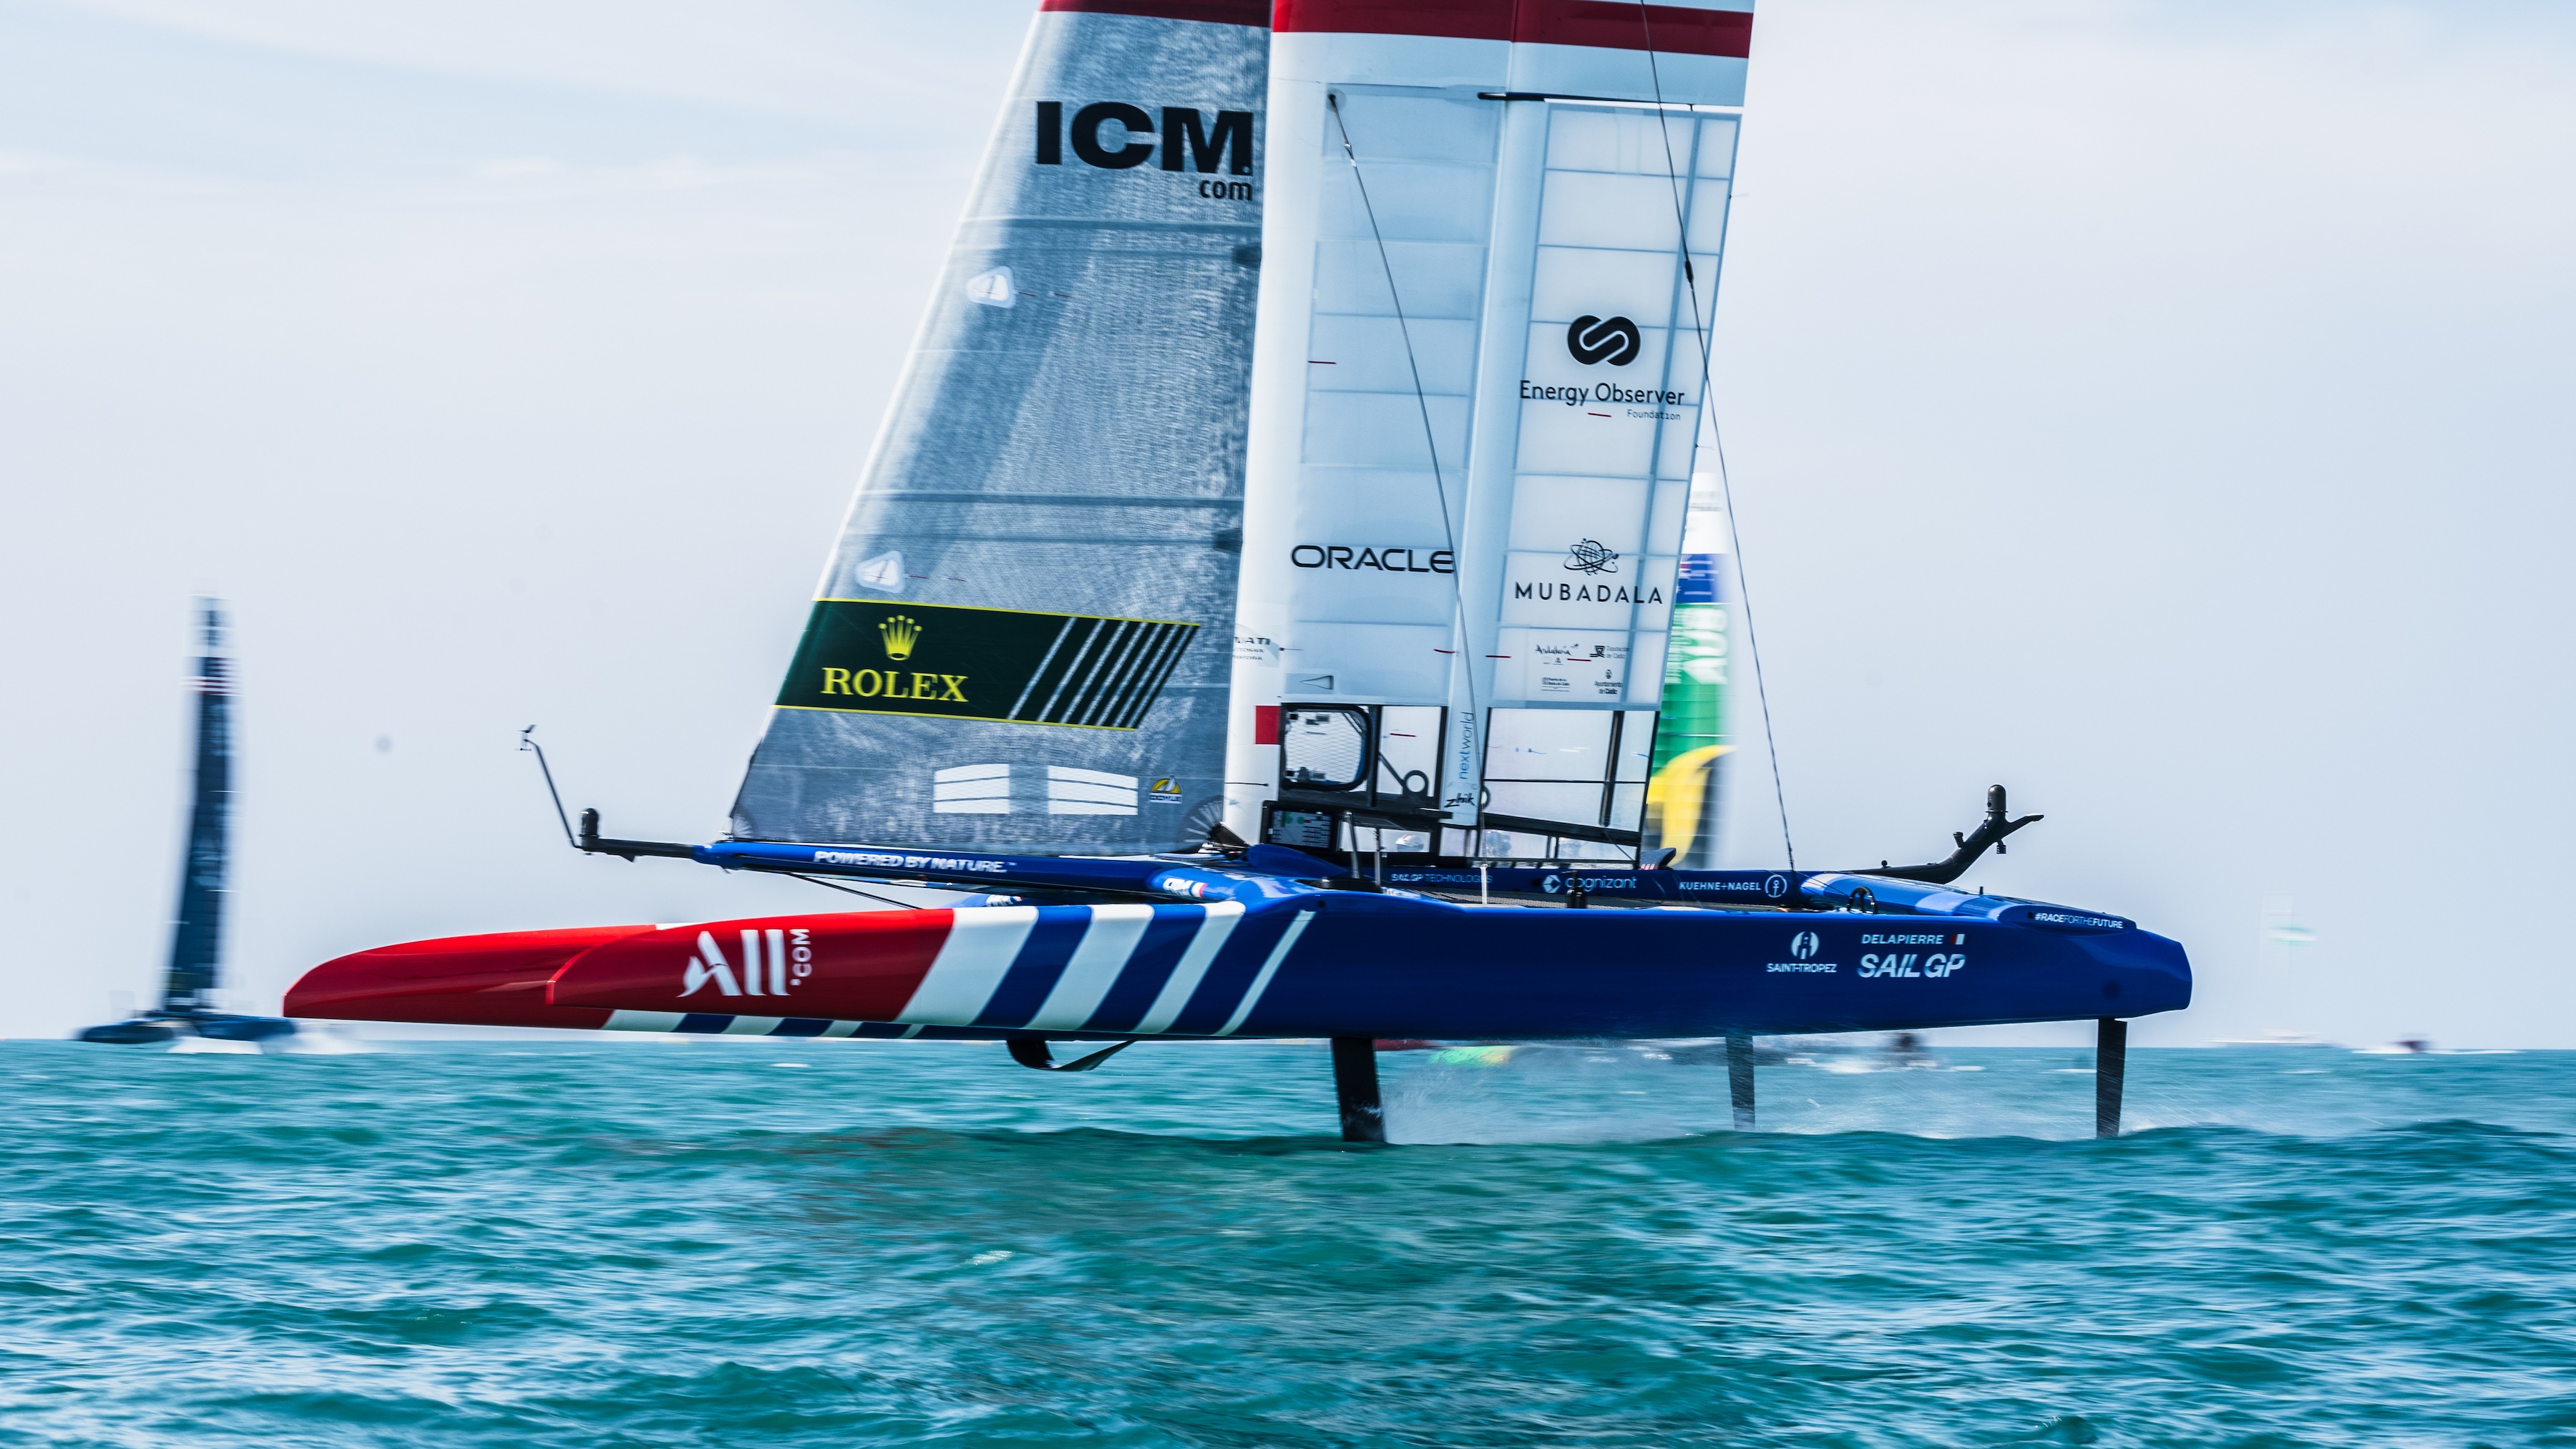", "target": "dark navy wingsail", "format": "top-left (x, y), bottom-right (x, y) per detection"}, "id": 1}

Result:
top-left (79, 601), bottom-right (296, 1046)
top-left (162, 602), bottom-right (230, 1014)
